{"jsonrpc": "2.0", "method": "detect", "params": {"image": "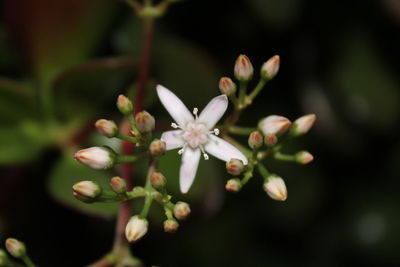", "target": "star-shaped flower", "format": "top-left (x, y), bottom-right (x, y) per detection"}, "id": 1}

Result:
top-left (157, 85), bottom-right (248, 193)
